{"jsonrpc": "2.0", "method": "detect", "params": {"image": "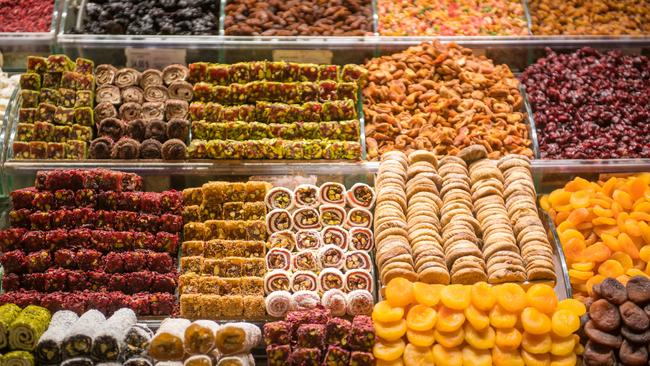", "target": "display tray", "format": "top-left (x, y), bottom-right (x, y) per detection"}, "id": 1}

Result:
top-left (0, 0), bottom-right (60, 45)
